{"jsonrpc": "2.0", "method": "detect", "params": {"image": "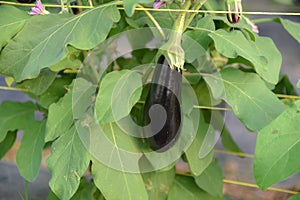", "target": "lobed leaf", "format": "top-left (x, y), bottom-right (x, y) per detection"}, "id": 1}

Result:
top-left (209, 29), bottom-right (282, 84)
top-left (0, 4), bottom-right (120, 81)
top-left (254, 100), bottom-right (300, 189)
top-left (203, 68), bottom-right (285, 132)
